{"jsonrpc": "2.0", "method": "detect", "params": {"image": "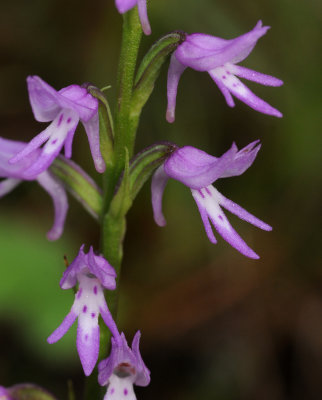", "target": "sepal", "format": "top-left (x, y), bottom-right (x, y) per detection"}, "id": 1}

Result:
top-left (50, 156), bottom-right (103, 219)
top-left (87, 85), bottom-right (114, 167)
top-left (131, 32), bottom-right (186, 115)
